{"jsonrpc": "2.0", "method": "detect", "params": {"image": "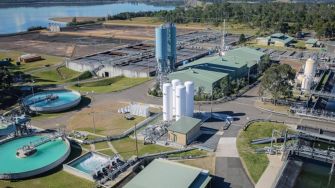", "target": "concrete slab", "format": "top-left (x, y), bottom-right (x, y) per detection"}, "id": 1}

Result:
top-left (216, 137), bottom-right (239, 157)
top-left (256, 155), bottom-right (284, 188)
